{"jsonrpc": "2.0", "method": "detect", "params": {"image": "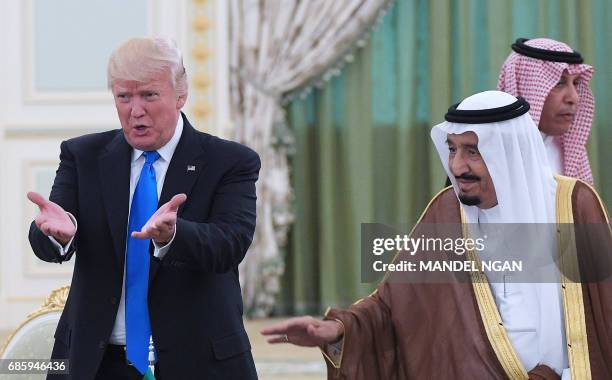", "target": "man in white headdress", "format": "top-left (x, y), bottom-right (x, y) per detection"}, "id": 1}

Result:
top-left (262, 91), bottom-right (611, 380)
